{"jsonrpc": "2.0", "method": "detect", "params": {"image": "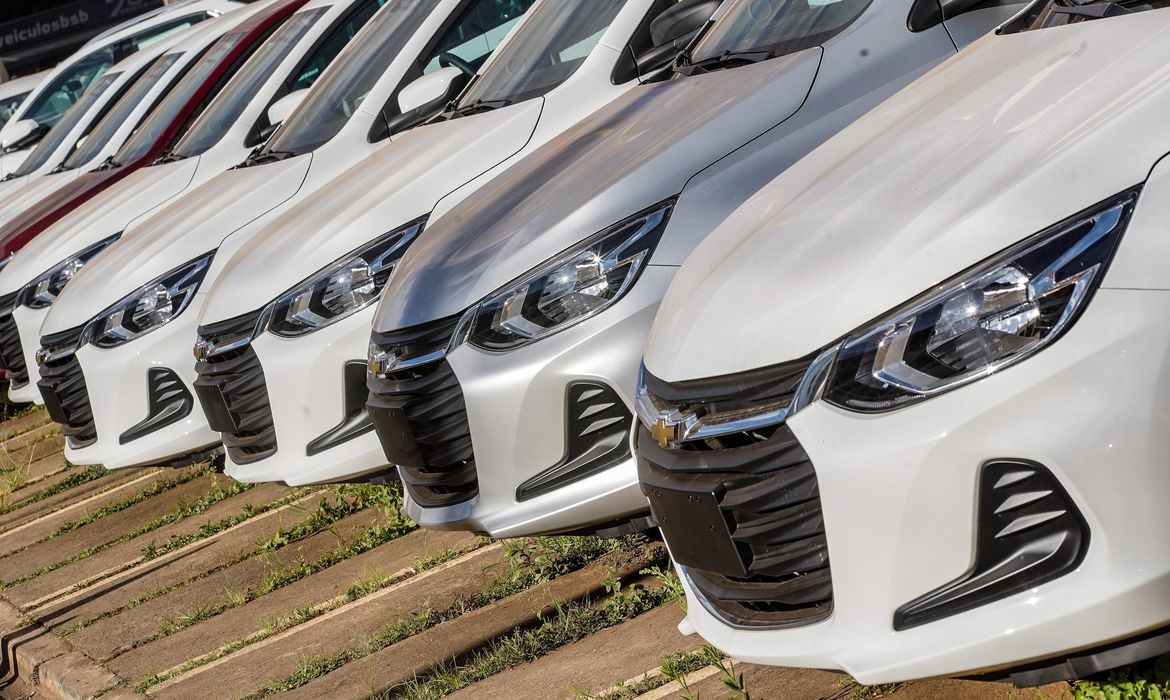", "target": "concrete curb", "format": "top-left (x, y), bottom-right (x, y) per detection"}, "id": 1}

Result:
top-left (0, 595), bottom-right (139, 699)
